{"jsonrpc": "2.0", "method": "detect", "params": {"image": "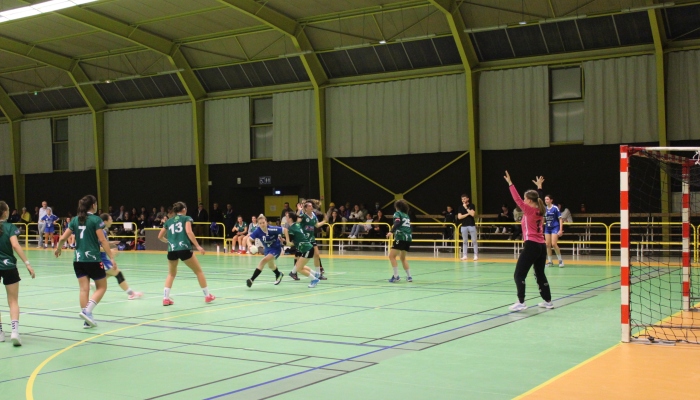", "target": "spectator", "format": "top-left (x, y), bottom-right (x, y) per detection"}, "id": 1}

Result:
top-left (457, 194), bottom-right (478, 261)
top-left (137, 213), bottom-right (146, 234)
top-left (148, 208), bottom-right (157, 226)
top-left (140, 207), bottom-right (148, 218)
top-left (373, 201), bottom-right (382, 214)
top-left (559, 203), bottom-right (573, 223)
top-left (512, 206), bottom-right (523, 240)
top-left (195, 203), bottom-right (208, 239)
top-left (280, 202), bottom-right (292, 220)
top-left (281, 210), bottom-right (292, 229)
top-left (442, 205), bottom-right (455, 240)
top-left (338, 205), bottom-right (350, 221)
top-left (244, 215), bottom-right (259, 250)
top-left (33, 206), bottom-right (39, 223)
top-left (41, 207), bottom-right (59, 248)
top-left (366, 209), bottom-right (389, 244)
top-left (62, 217), bottom-right (75, 249)
top-left (8, 209), bottom-right (20, 223)
top-left (327, 210), bottom-right (343, 238)
top-left (107, 205), bottom-right (114, 217)
top-left (349, 204), bottom-right (364, 222)
top-left (20, 207), bottom-right (31, 225)
top-left (114, 205), bottom-right (125, 221)
top-left (210, 203), bottom-right (224, 238)
top-left (232, 215), bottom-right (248, 253)
top-left (360, 203), bottom-right (369, 219)
top-left (349, 213), bottom-right (373, 239)
top-left (322, 202), bottom-right (336, 237)
top-left (496, 204), bottom-right (515, 233)
top-left (130, 208), bottom-right (138, 220)
top-left (37, 201), bottom-right (50, 248)
top-left (224, 204), bottom-right (235, 238)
